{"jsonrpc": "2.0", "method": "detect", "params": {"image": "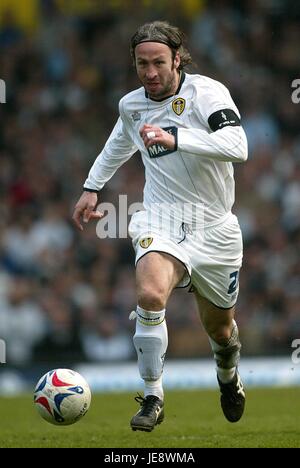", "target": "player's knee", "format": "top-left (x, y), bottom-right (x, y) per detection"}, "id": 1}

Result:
top-left (137, 286), bottom-right (166, 311)
top-left (209, 325), bottom-right (233, 346)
